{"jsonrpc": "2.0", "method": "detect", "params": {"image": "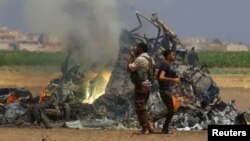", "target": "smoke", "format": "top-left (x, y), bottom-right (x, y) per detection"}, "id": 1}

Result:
top-left (23, 0), bottom-right (121, 69)
top-left (1, 0), bottom-right (171, 69)
top-left (0, 0), bottom-right (7, 5)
